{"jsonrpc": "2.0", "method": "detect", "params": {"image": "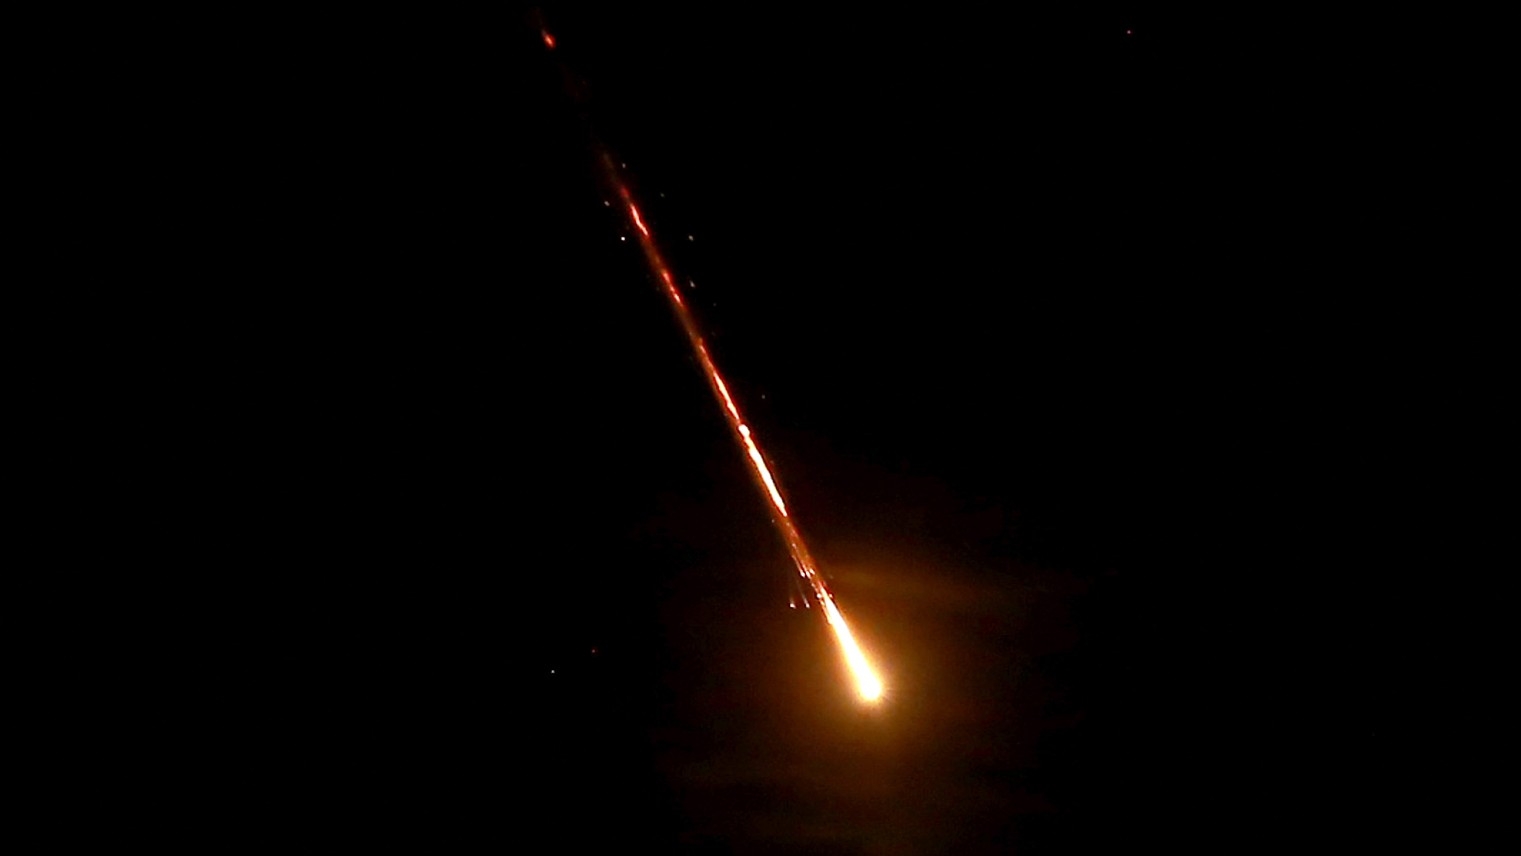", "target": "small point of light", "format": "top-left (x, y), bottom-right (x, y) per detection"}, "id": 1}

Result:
top-left (619, 236), bottom-right (626, 241)
top-left (542, 31), bottom-right (556, 49)
top-left (550, 669), bottom-right (556, 674)
top-left (1125, 28), bottom-right (1133, 35)
top-left (687, 235), bottom-right (694, 241)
